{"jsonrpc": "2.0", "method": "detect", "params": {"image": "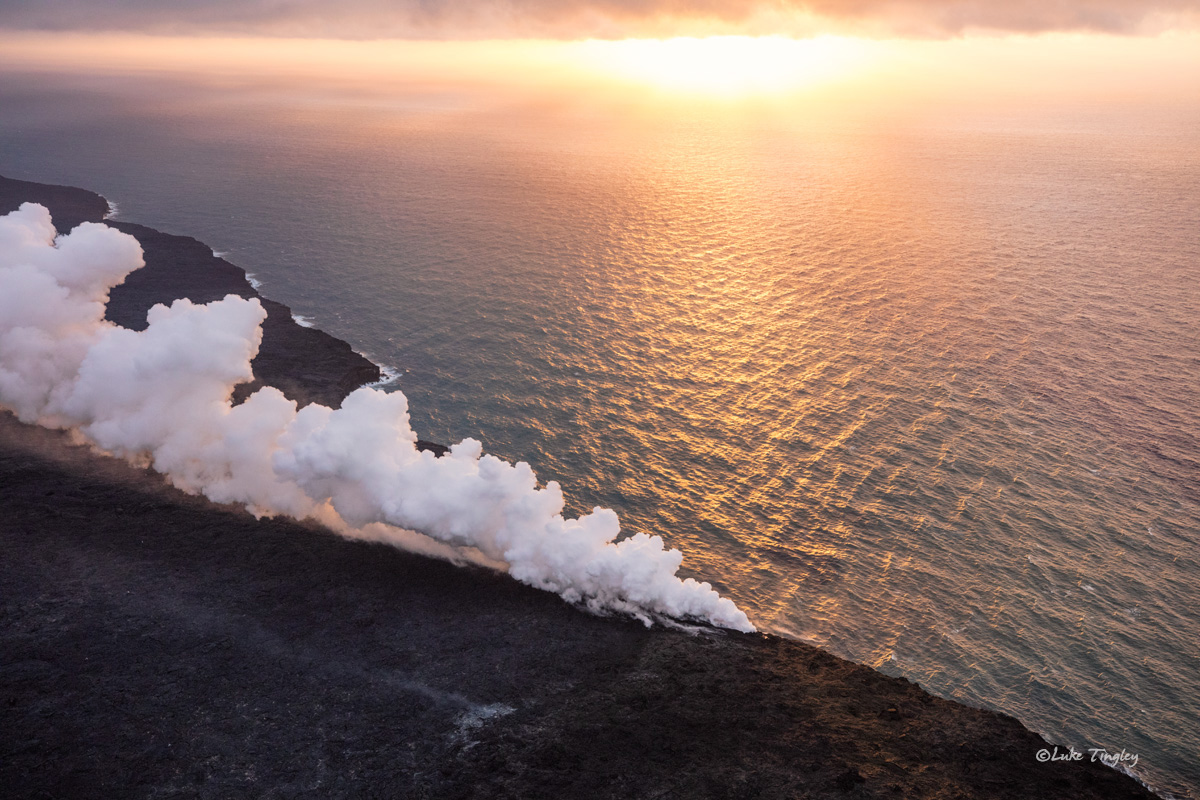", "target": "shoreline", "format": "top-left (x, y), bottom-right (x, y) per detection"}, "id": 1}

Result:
top-left (0, 174), bottom-right (1163, 798)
